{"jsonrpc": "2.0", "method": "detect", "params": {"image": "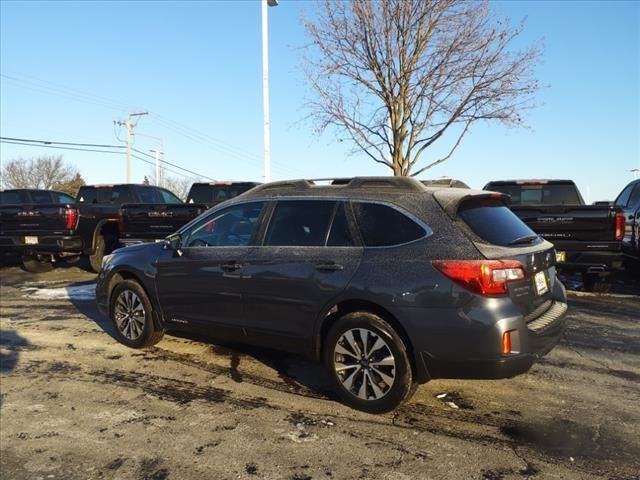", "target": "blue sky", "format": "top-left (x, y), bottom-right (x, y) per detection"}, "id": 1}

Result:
top-left (1, 0), bottom-right (638, 202)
